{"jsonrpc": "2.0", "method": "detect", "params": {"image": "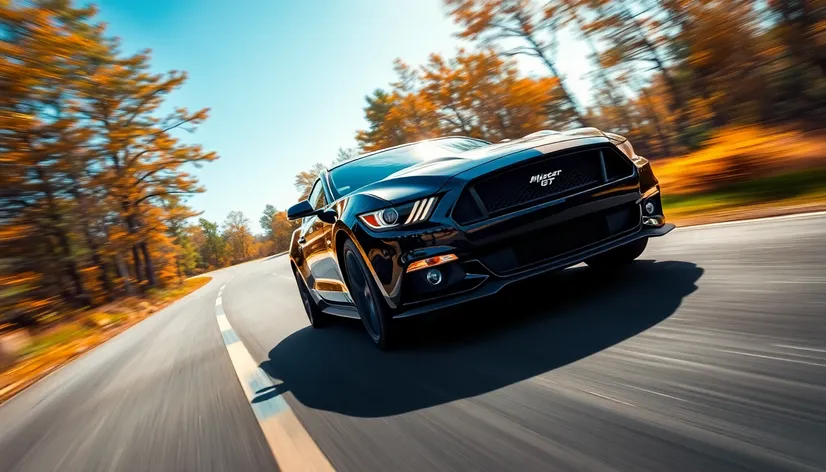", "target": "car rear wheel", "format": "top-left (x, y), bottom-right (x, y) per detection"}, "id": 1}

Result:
top-left (585, 237), bottom-right (648, 269)
top-left (342, 239), bottom-right (397, 350)
top-left (294, 269), bottom-right (330, 328)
